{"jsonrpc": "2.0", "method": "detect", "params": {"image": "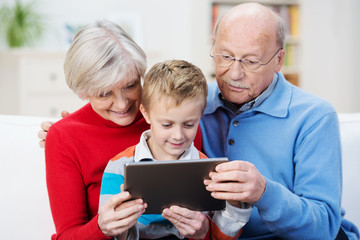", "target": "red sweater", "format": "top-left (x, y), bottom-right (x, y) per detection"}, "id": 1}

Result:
top-left (45, 103), bottom-right (202, 240)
